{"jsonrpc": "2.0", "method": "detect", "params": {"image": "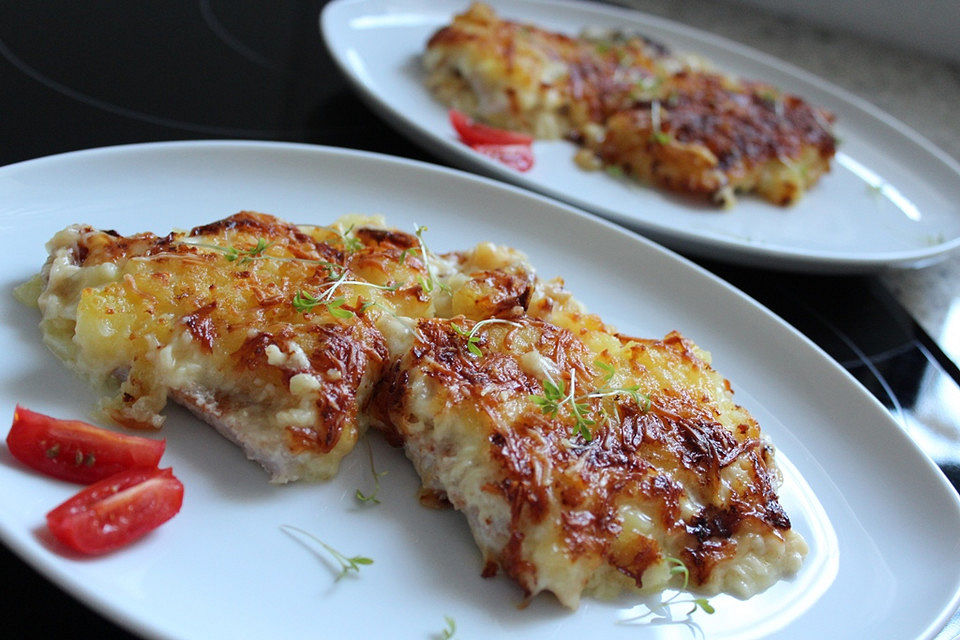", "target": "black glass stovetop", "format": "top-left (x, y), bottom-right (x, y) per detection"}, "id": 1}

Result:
top-left (2, 2), bottom-right (958, 638)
